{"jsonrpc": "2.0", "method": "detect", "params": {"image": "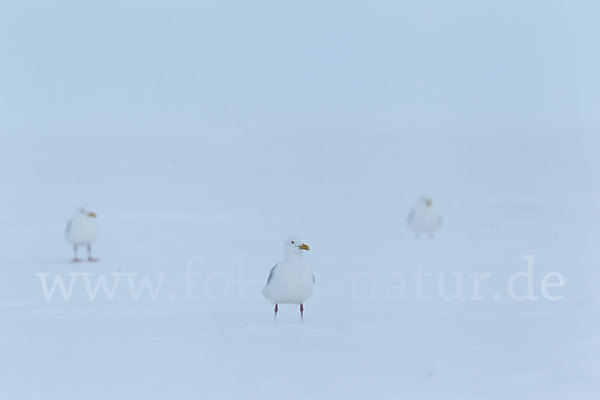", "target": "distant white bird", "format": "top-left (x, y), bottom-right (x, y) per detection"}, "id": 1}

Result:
top-left (65, 208), bottom-right (99, 262)
top-left (407, 196), bottom-right (442, 238)
top-left (263, 236), bottom-right (315, 321)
